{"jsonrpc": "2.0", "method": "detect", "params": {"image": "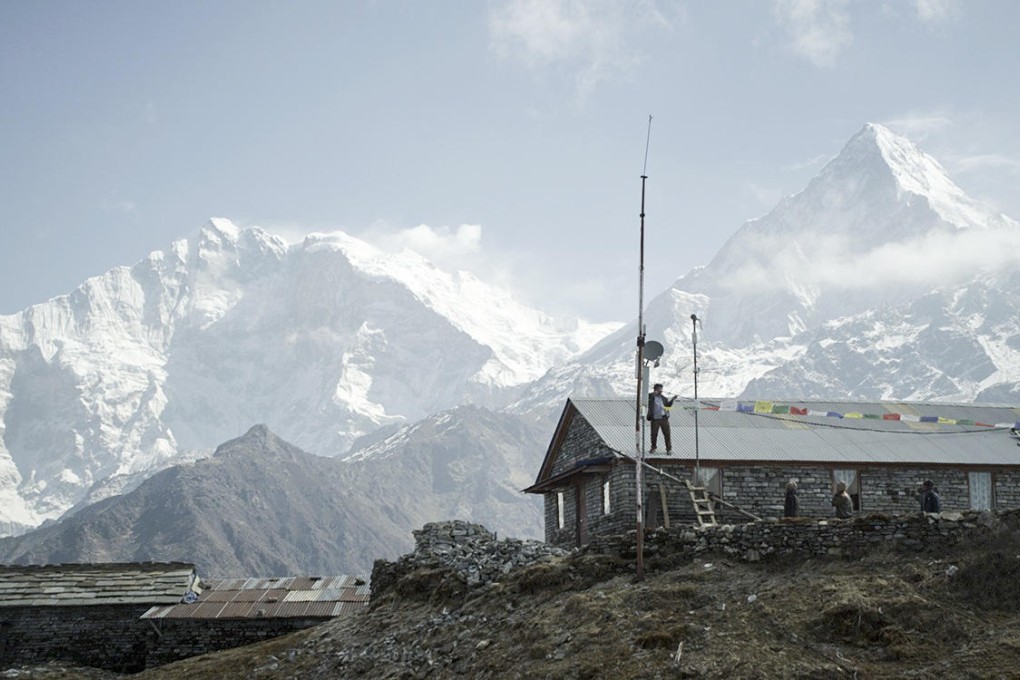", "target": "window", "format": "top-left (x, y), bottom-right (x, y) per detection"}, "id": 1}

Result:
top-left (969, 471), bottom-right (993, 510)
top-left (698, 467), bottom-right (722, 497)
top-left (557, 492), bottom-right (565, 529)
top-left (602, 480), bottom-right (611, 514)
top-left (833, 469), bottom-right (861, 511)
